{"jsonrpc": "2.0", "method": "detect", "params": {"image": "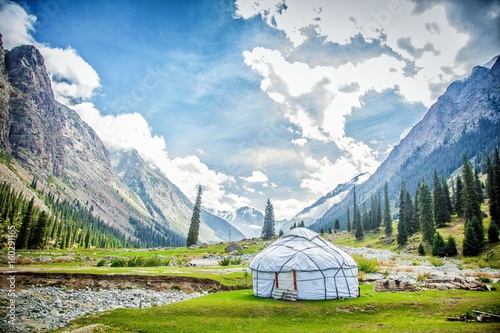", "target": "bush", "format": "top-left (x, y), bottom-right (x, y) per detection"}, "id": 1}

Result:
top-left (96, 259), bottom-right (107, 267)
top-left (219, 257), bottom-right (231, 266)
top-left (430, 257), bottom-right (444, 267)
top-left (110, 257), bottom-right (127, 267)
top-left (352, 255), bottom-right (379, 274)
top-left (230, 256), bottom-right (242, 265)
top-left (127, 256), bottom-right (145, 267)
